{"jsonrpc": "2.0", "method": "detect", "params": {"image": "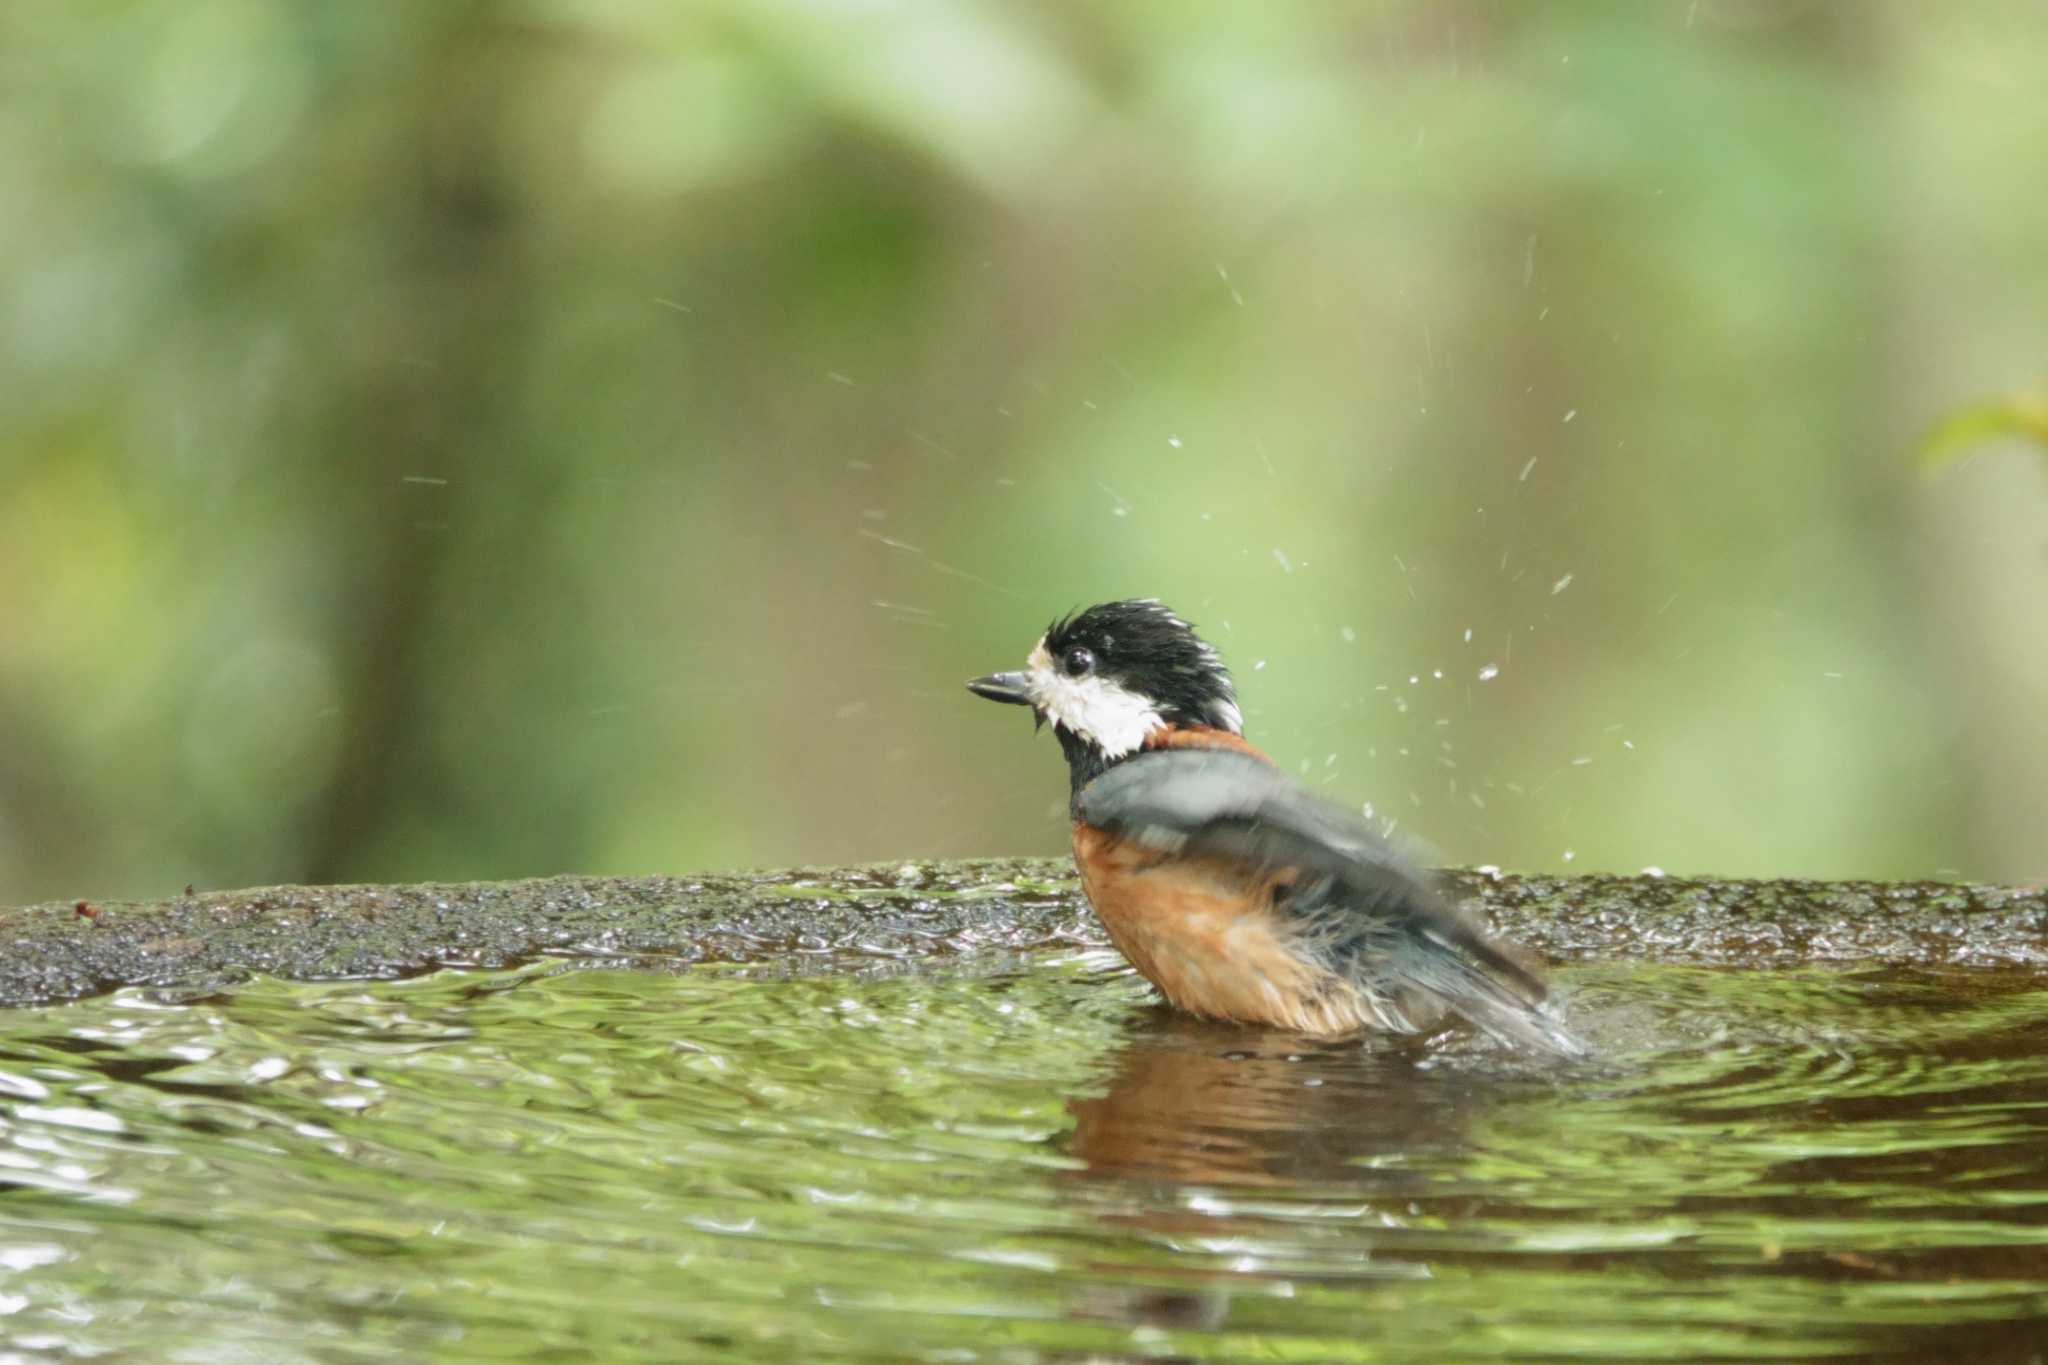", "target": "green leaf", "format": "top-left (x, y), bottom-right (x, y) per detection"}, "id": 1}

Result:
top-left (1917, 390), bottom-right (2048, 473)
